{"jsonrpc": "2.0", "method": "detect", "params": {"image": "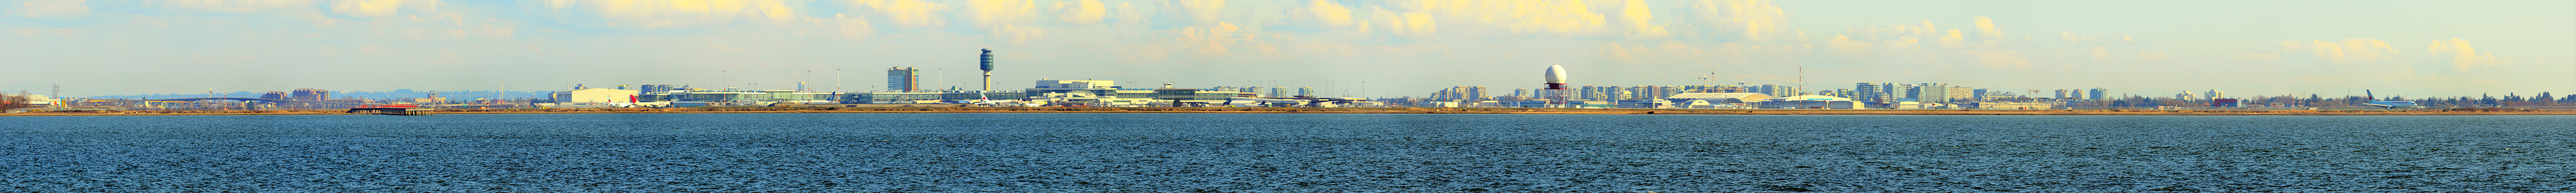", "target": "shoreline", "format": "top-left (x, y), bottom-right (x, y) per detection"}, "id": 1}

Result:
top-left (5, 107), bottom-right (2573, 116)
